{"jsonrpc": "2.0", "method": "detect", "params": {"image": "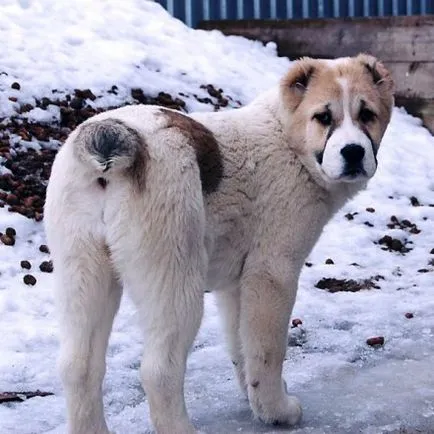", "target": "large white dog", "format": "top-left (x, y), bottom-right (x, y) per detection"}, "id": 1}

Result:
top-left (44, 54), bottom-right (394, 434)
